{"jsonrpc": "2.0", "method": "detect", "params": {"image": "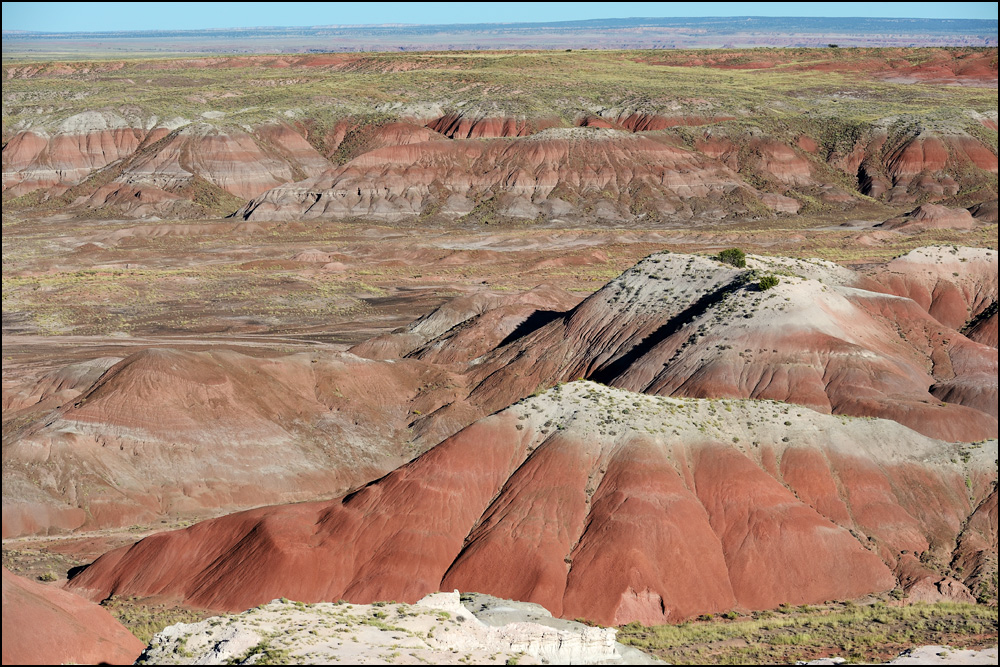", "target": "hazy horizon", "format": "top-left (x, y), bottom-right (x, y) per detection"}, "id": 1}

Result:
top-left (3, 1), bottom-right (997, 33)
